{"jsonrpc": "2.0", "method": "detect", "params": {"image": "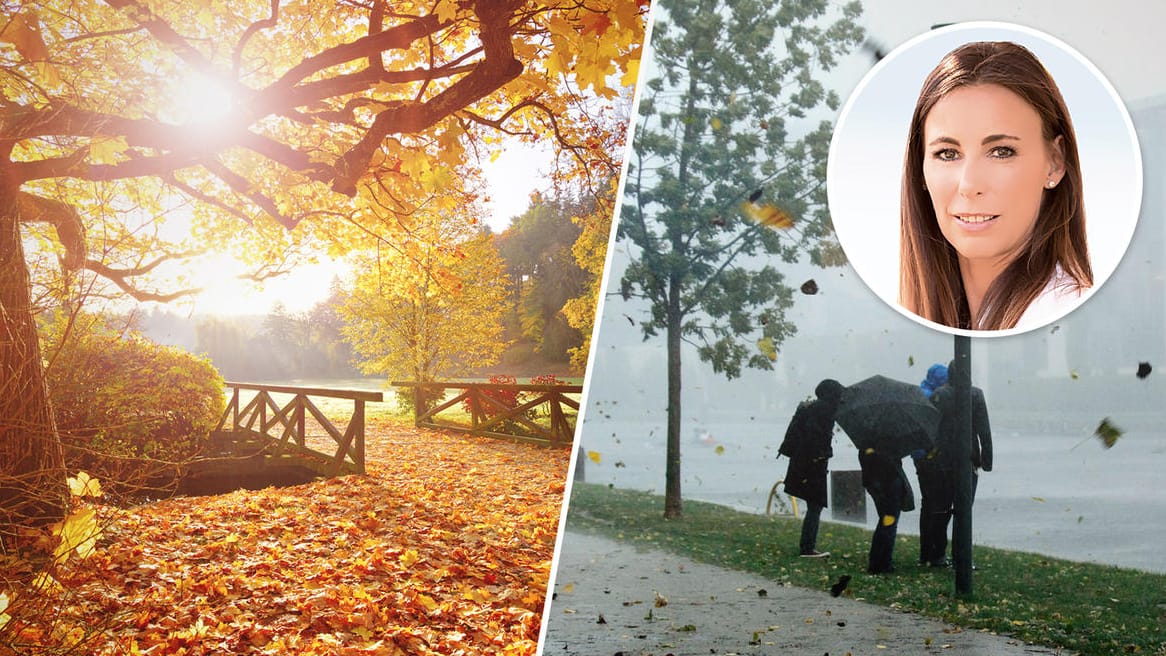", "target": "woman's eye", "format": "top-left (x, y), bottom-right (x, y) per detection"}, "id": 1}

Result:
top-left (989, 146), bottom-right (1016, 158)
top-left (931, 148), bottom-right (959, 161)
